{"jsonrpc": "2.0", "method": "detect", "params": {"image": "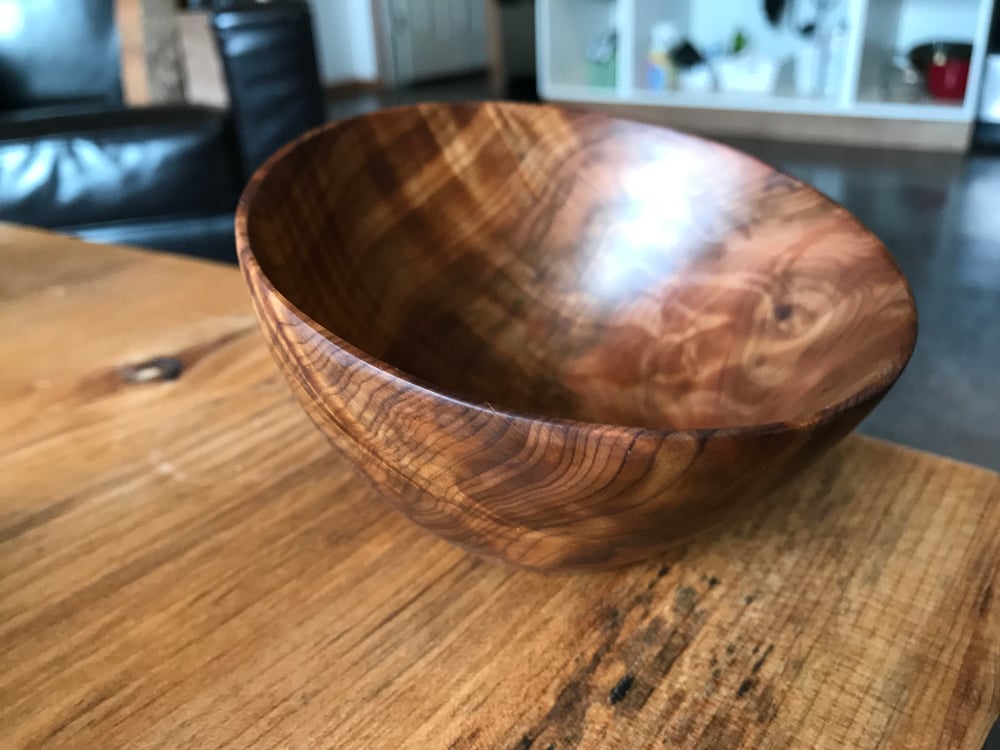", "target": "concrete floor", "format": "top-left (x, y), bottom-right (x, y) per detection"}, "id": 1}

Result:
top-left (330, 75), bottom-right (1000, 747)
